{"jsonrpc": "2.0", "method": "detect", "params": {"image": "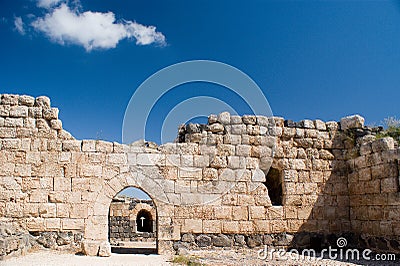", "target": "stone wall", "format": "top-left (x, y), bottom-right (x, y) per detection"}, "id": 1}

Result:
top-left (0, 93), bottom-right (399, 259)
